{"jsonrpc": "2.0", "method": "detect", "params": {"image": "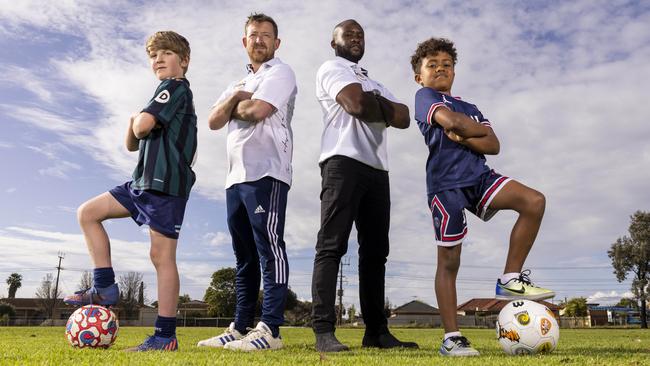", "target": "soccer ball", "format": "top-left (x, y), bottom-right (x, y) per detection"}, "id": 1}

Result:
top-left (496, 299), bottom-right (559, 355)
top-left (65, 305), bottom-right (119, 348)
